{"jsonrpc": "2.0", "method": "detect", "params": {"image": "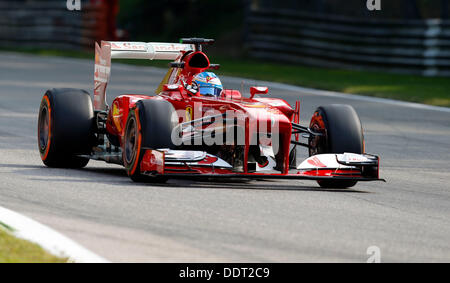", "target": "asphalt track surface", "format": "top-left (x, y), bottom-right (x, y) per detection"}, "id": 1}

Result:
top-left (0, 52), bottom-right (449, 262)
